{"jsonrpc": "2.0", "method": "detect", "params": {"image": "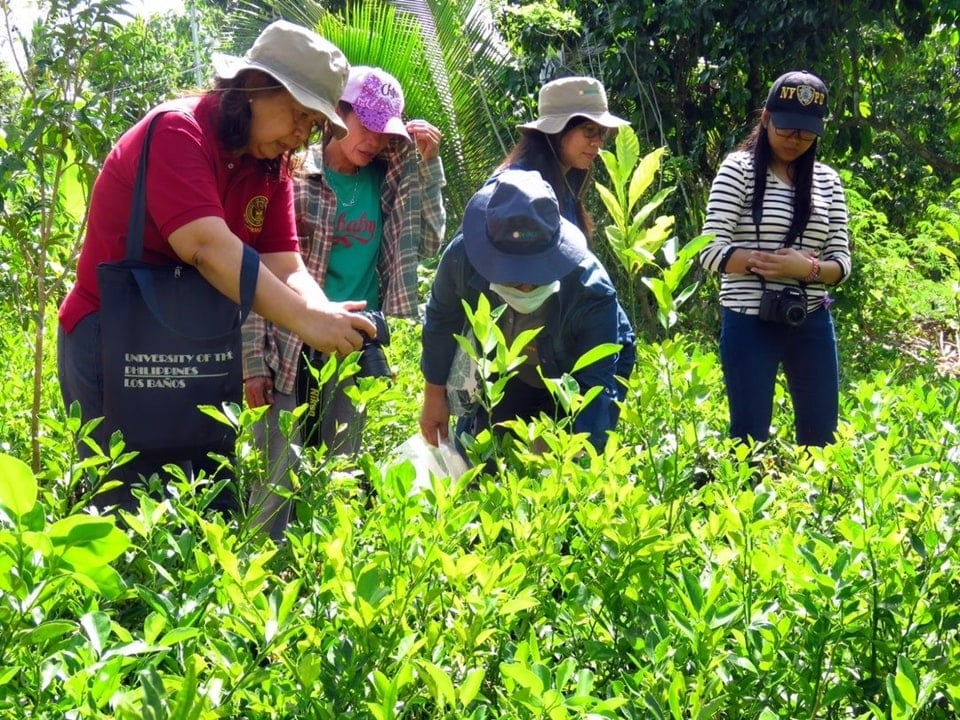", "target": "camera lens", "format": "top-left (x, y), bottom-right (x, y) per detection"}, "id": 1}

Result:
top-left (360, 310), bottom-right (390, 347)
top-left (784, 304), bottom-right (806, 326)
top-left (356, 310), bottom-right (392, 377)
top-left (358, 345), bottom-right (391, 377)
